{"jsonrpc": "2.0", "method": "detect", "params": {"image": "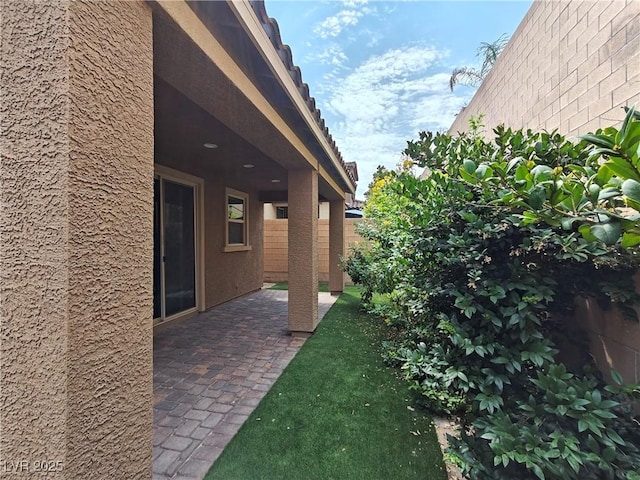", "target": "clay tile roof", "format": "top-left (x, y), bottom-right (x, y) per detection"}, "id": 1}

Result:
top-left (345, 161), bottom-right (359, 182)
top-left (249, 0), bottom-right (357, 189)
